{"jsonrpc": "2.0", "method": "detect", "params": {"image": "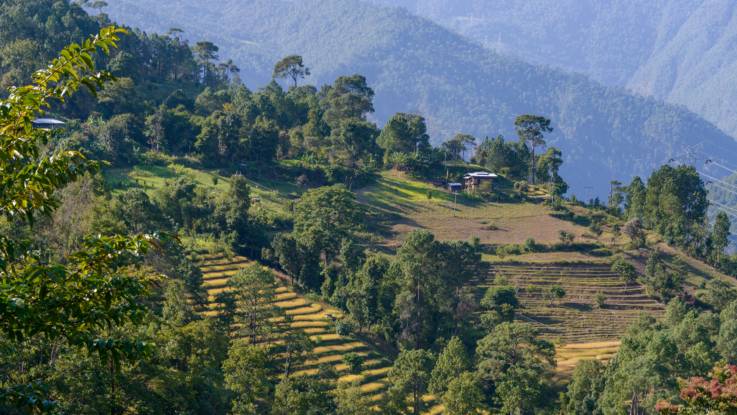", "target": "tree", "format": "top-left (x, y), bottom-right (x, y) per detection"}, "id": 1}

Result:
top-left (549, 285), bottom-right (567, 305)
top-left (536, 147), bottom-right (566, 193)
top-left (611, 256), bottom-right (638, 286)
top-left (392, 231), bottom-right (480, 349)
top-left (321, 74), bottom-right (375, 127)
top-left (711, 211), bottom-right (731, 264)
top-left (643, 253), bottom-right (684, 302)
top-left (329, 118), bottom-right (380, 173)
top-left (562, 359), bottom-right (605, 415)
top-left (656, 363), bottom-right (737, 414)
top-left (216, 174), bottom-right (251, 249)
top-left (228, 264), bottom-right (283, 345)
top-left (514, 115), bottom-right (552, 184)
top-left (334, 381), bottom-right (373, 415)
top-left (193, 41), bottom-right (219, 85)
top-left (479, 286), bottom-right (519, 328)
top-left (475, 322), bottom-right (555, 414)
top-left (701, 279), bottom-right (737, 311)
top-left (443, 133), bottom-right (475, 160)
top-left (293, 185), bottom-right (360, 272)
top-left (0, 27), bottom-right (161, 411)
top-left (386, 349), bottom-right (435, 415)
top-left (271, 373), bottom-right (336, 415)
top-left (474, 135), bottom-right (530, 179)
top-left (608, 180), bottom-right (625, 215)
top-left (623, 218), bottom-right (646, 248)
top-left (429, 337), bottom-right (471, 394)
top-left (377, 113), bottom-right (431, 161)
top-left (162, 280), bottom-right (196, 326)
top-left (644, 165), bottom-right (708, 248)
top-left (273, 55), bottom-right (311, 88)
top-left (223, 341), bottom-right (275, 415)
top-left (346, 254), bottom-right (390, 331)
top-left (442, 372), bottom-right (486, 415)
top-left (626, 176), bottom-right (647, 220)
top-left (717, 301), bottom-right (737, 363)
